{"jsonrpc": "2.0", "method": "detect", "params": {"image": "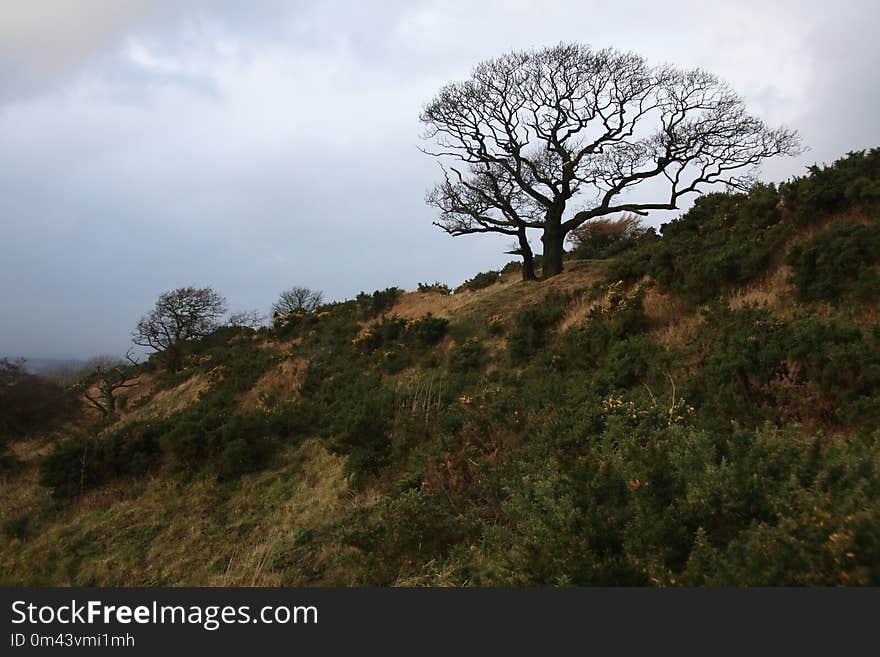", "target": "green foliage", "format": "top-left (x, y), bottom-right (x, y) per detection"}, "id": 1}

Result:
top-left (160, 407), bottom-right (280, 479)
top-left (339, 489), bottom-right (478, 584)
top-left (418, 281), bottom-right (451, 295)
top-left (448, 337), bottom-right (487, 372)
top-left (616, 185), bottom-right (790, 303)
top-left (694, 307), bottom-right (880, 428)
top-left (457, 270), bottom-right (501, 292)
top-left (356, 287), bottom-right (402, 319)
top-left (507, 293), bottom-right (570, 364)
top-left (780, 148), bottom-right (880, 220)
top-left (787, 222), bottom-right (880, 304)
top-left (40, 421), bottom-right (166, 499)
top-left (355, 315), bottom-right (448, 354)
top-left (294, 347), bottom-right (396, 481)
top-left (481, 391), bottom-right (880, 586)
